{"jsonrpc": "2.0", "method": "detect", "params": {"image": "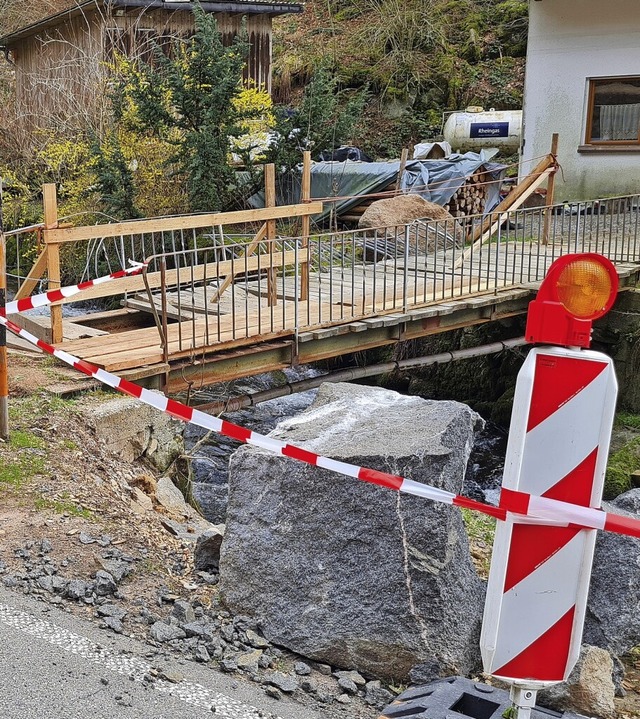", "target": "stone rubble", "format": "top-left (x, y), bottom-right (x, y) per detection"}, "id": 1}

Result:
top-left (0, 534), bottom-right (399, 717)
